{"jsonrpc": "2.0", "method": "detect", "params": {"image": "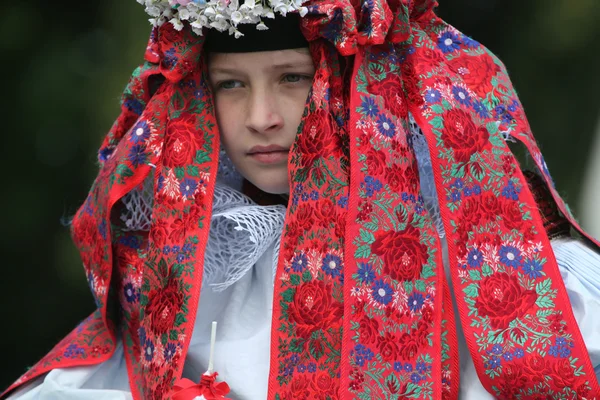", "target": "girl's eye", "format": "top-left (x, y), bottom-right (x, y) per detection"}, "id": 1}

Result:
top-left (218, 80), bottom-right (242, 90)
top-left (282, 74), bottom-right (311, 84)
